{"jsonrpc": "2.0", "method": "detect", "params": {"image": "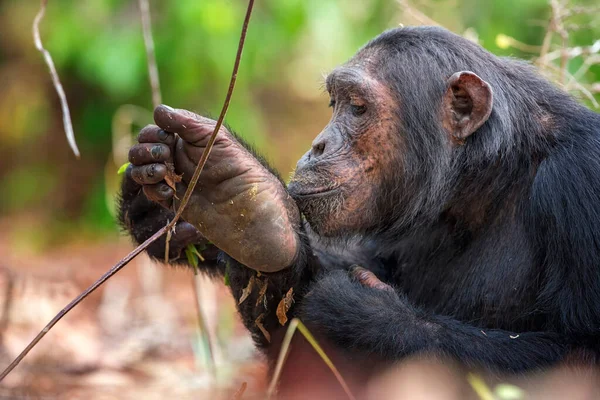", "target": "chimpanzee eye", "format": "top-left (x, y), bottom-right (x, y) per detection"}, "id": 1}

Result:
top-left (351, 104), bottom-right (367, 116)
